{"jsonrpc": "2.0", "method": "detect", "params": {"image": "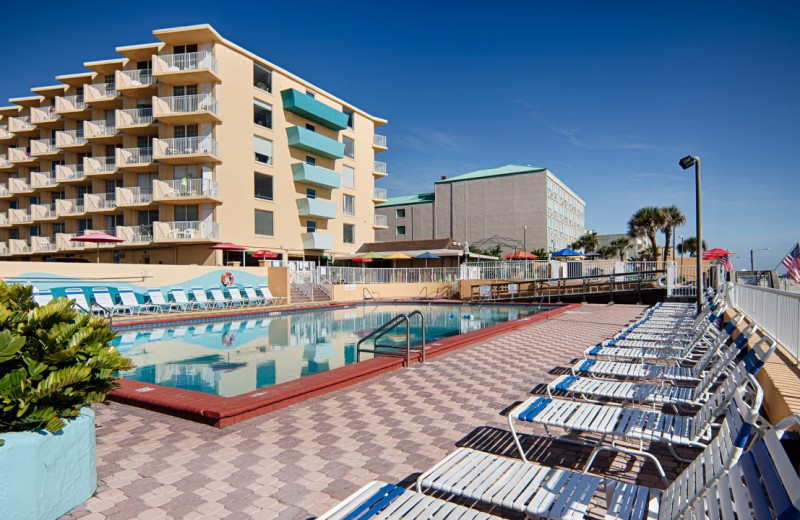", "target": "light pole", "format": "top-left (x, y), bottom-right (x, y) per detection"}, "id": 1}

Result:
top-left (679, 235), bottom-right (684, 264)
top-left (679, 155), bottom-right (702, 313)
top-left (523, 226), bottom-right (527, 253)
top-left (750, 247), bottom-right (770, 271)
